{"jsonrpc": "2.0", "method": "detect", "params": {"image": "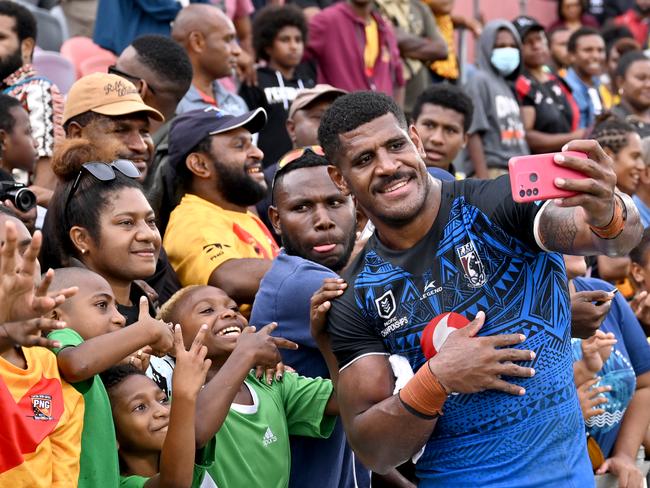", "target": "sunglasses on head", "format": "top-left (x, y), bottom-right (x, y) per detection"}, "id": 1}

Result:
top-left (65, 159), bottom-right (141, 209)
top-left (278, 145), bottom-right (325, 169)
top-left (108, 65), bottom-right (157, 95)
